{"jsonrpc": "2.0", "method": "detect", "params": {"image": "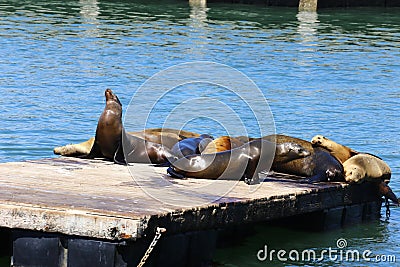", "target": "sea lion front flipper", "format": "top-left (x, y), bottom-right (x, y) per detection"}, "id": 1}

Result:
top-left (378, 181), bottom-right (399, 205)
top-left (82, 141), bottom-right (102, 159)
top-left (113, 143), bottom-right (127, 165)
top-left (167, 167), bottom-right (186, 179)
